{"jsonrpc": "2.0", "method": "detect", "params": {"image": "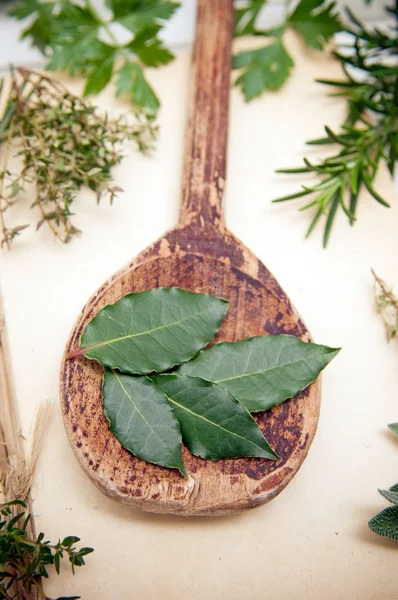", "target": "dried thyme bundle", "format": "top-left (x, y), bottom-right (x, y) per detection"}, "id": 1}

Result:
top-left (0, 67), bottom-right (157, 249)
